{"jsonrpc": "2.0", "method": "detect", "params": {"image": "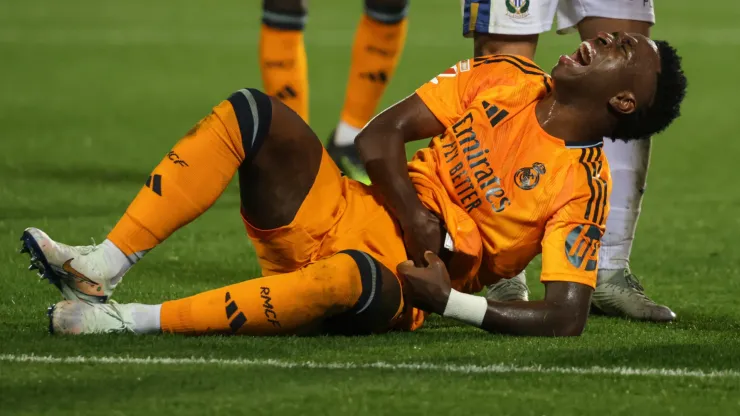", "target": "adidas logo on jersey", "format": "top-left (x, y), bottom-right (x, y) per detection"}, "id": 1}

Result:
top-left (482, 101), bottom-right (509, 128)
